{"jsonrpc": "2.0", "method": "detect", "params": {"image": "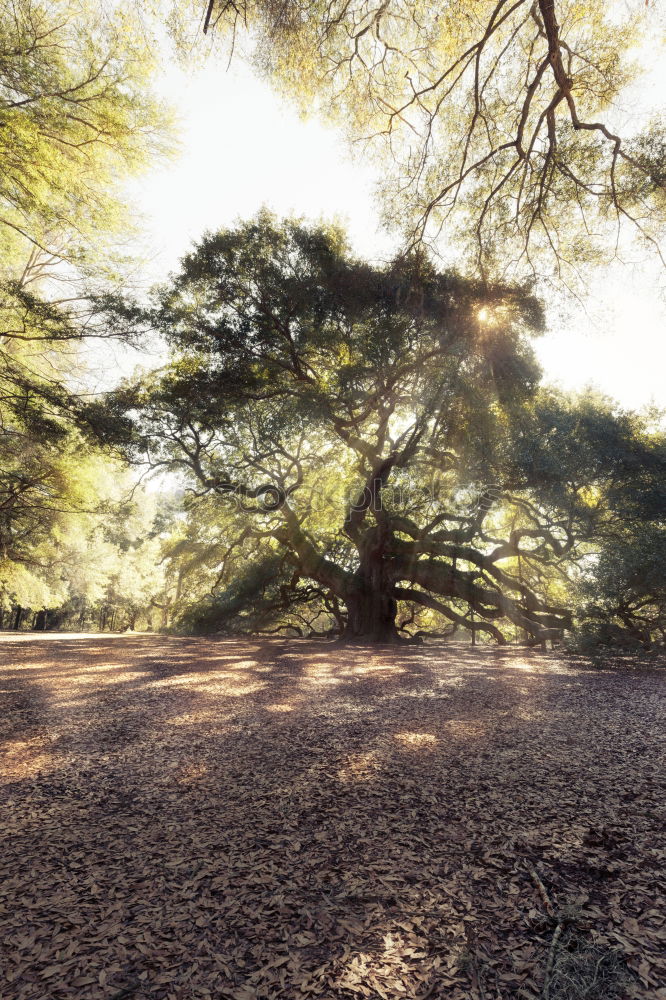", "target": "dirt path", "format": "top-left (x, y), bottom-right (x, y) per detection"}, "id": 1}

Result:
top-left (1, 635), bottom-right (664, 1000)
